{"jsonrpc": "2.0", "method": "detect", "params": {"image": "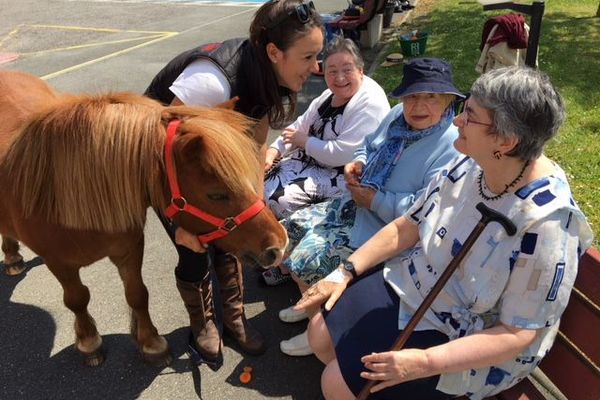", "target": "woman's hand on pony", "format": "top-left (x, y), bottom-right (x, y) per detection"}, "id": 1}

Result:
top-left (175, 227), bottom-right (208, 253)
